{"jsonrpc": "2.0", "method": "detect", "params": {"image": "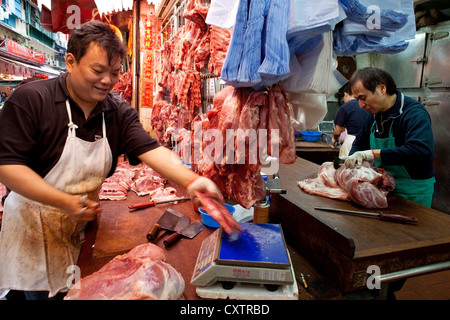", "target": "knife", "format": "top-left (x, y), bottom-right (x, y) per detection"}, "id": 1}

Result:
top-left (129, 197), bottom-right (191, 210)
top-left (314, 206), bottom-right (418, 224)
top-left (163, 220), bottom-right (204, 247)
